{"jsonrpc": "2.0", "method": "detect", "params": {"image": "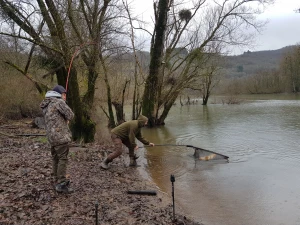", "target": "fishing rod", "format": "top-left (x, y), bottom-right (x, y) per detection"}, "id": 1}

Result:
top-left (65, 41), bottom-right (96, 94)
top-left (143, 144), bottom-right (229, 159)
